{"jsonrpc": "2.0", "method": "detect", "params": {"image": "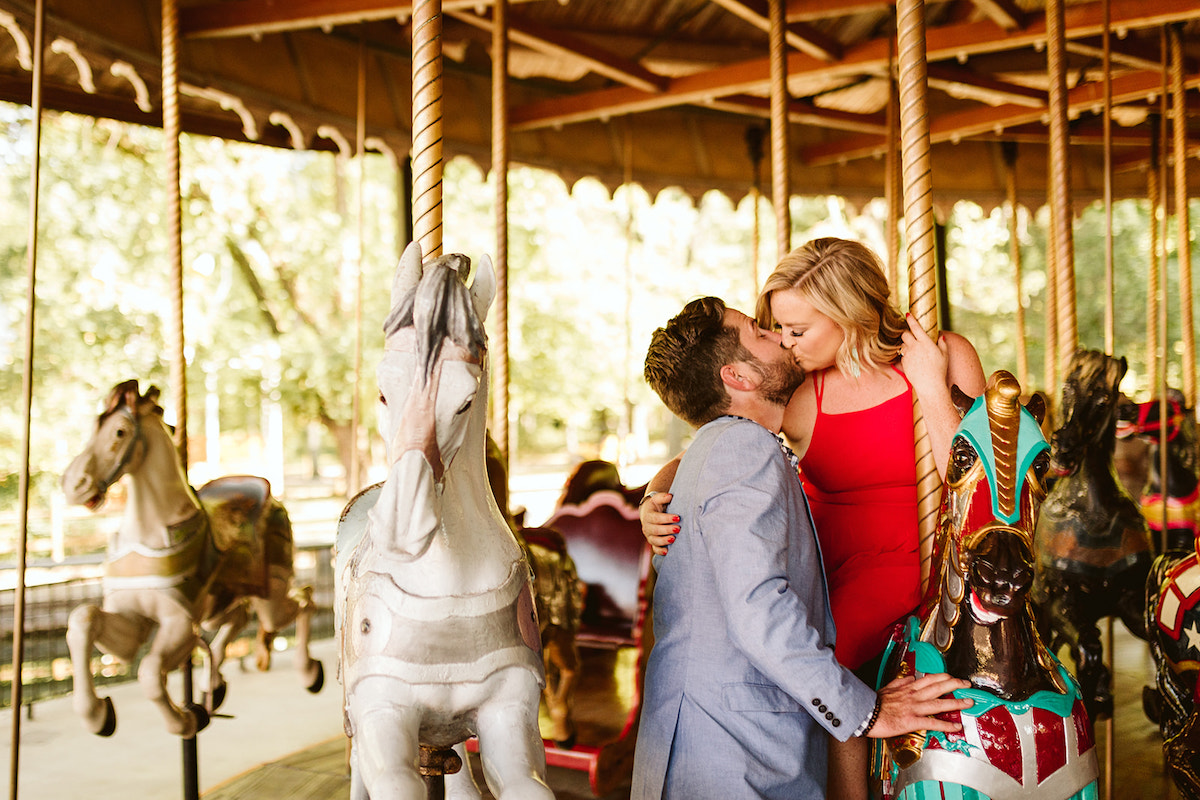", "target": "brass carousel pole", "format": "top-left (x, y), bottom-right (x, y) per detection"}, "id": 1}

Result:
top-left (768, 0), bottom-right (790, 259)
top-left (1003, 142), bottom-right (1029, 390)
top-left (9, 1), bottom-right (44, 796)
top-left (1047, 0), bottom-right (1077, 374)
top-left (492, 0), bottom-right (511, 469)
top-left (349, 35), bottom-right (367, 498)
top-left (885, 31), bottom-right (901, 303)
top-left (1158, 29), bottom-right (1171, 560)
top-left (1170, 25), bottom-right (1195, 412)
top-left (1100, 2), bottom-right (1116, 792)
top-left (161, 0), bottom-right (198, 797)
top-left (412, 0), bottom-right (444, 257)
top-left (1148, 119), bottom-right (1161, 395)
top-left (895, 0), bottom-right (939, 593)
